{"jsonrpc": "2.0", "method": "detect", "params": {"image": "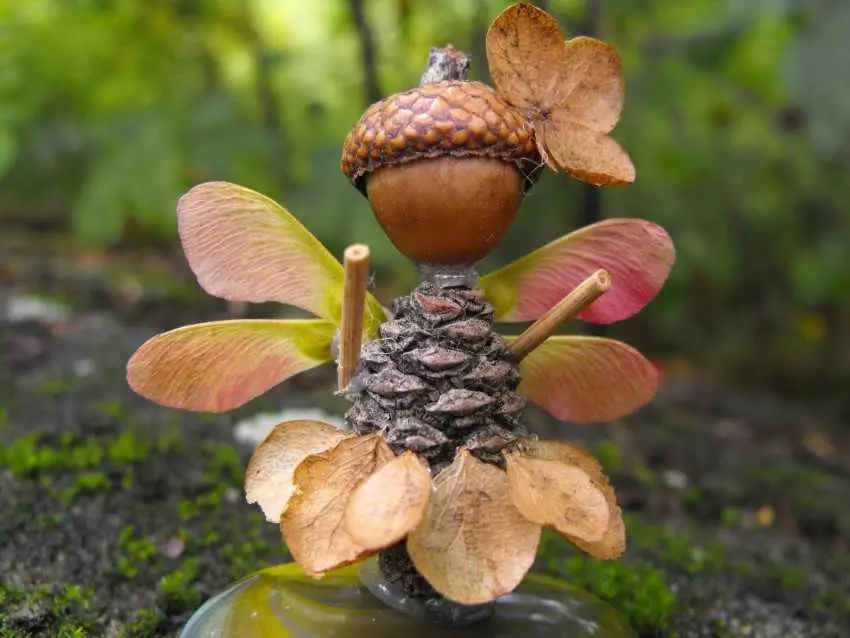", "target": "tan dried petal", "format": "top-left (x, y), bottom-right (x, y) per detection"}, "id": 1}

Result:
top-left (486, 3), bottom-right (572, 111)
top-left (539, 112), bottom-right (635, 185)
top-left (558, 37), bottom-right (624, 132)
top-left (517, 438), bottom-right (625, 559)
top-left (505, 452), bottom-right (609, 542)
top-left (244, 420), bottom-right (346, 523)
top-left (343, 452), bottom-right (431, 550)
top-left (281, 434), bottom-right (395, 576)
top-left (407, 449), bottom-right (541, 604)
